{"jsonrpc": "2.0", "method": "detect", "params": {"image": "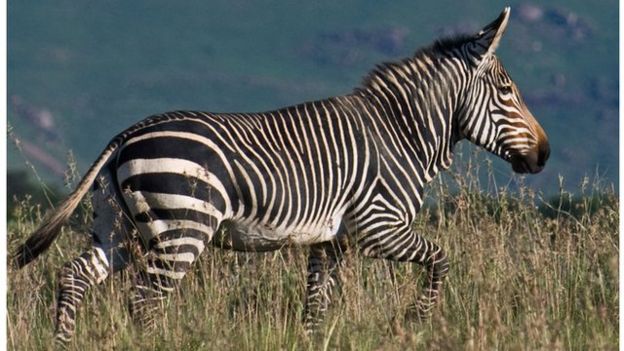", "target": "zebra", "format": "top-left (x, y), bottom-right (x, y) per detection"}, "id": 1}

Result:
top-left (13, 7), bottom-right (549, 347)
